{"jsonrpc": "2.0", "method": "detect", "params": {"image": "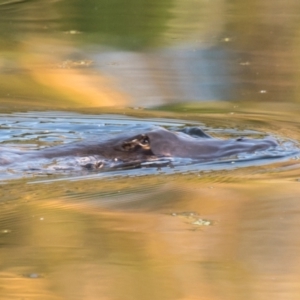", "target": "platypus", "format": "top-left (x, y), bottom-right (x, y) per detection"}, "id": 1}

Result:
top-left (21, 127), bottom-right (277, 162)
